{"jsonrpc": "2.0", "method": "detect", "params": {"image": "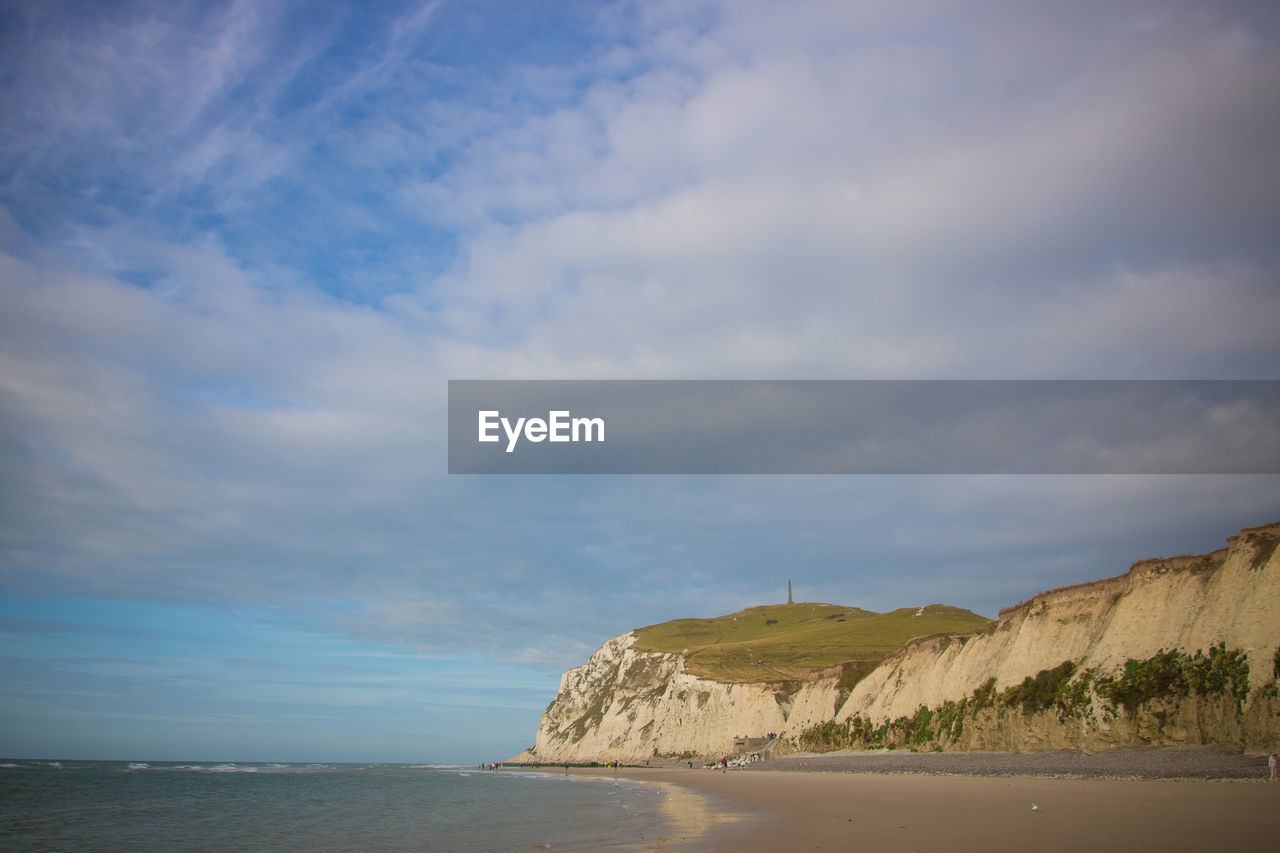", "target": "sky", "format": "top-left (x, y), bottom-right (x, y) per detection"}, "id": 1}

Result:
top-left (1, 0), bottom-right (1278, 763)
